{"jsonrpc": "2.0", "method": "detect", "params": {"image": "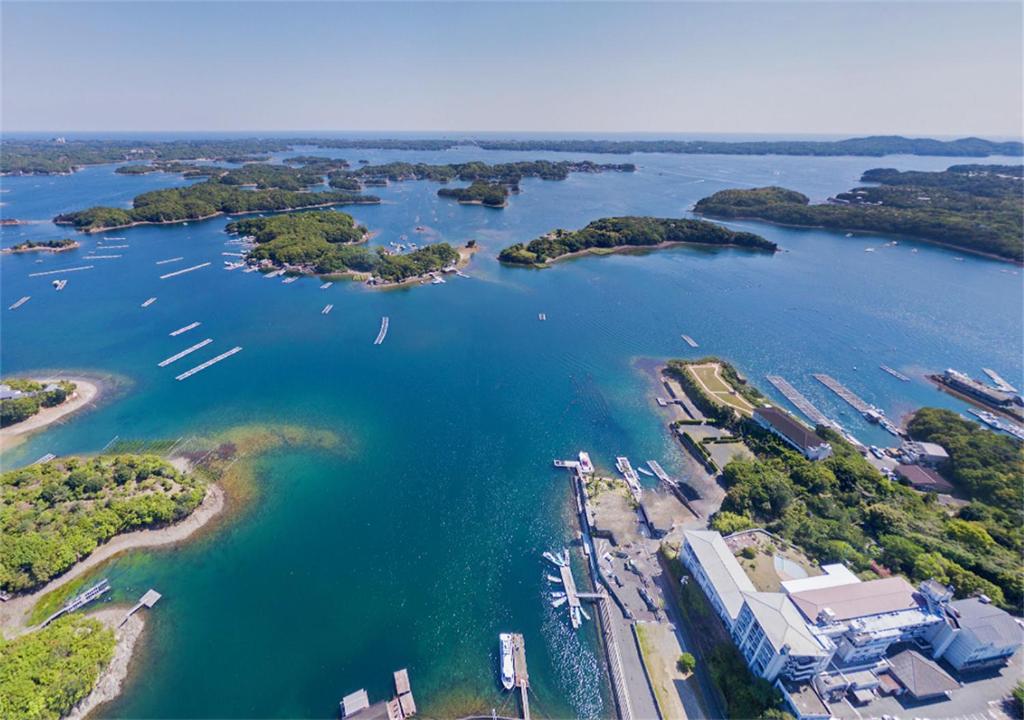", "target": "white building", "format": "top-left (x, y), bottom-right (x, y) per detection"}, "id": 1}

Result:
top-left (680, 530), bottom-right (754, 629)
top-left (930, 595), bottom-right (1023, 672)
top-left (781, 563), bottom-right (860, 595)
top-left (732, 591), bottom-right (834, 682)
top-left (753, 406), bottom-right (833, 461)
top-left (900, 440), bottom-right (949, 466)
